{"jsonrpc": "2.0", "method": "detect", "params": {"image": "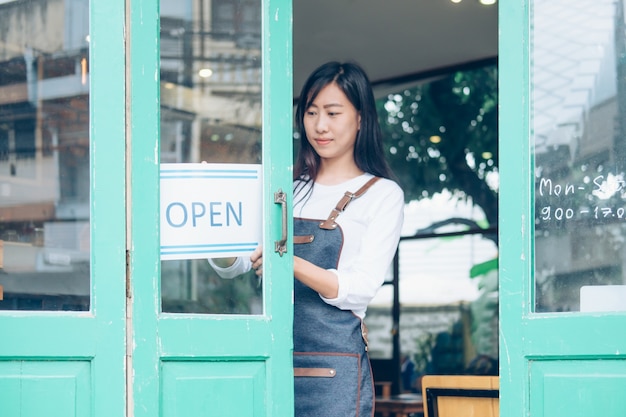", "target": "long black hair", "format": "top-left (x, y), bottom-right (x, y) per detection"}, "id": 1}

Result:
top-left (293, 61), bottom-right (393, 183)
